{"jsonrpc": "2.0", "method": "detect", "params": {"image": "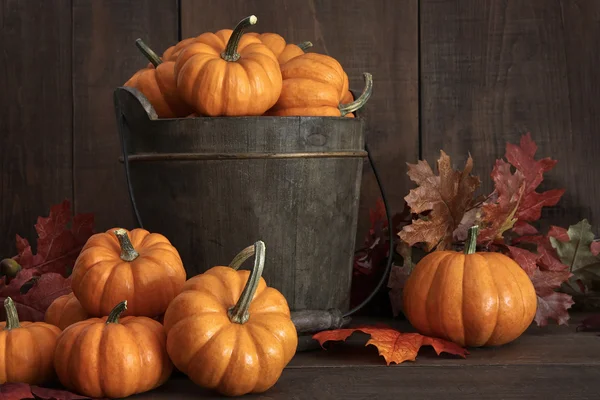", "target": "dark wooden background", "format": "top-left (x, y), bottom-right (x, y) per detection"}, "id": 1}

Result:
top-left (1, 0), bottom-right (598, 260)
